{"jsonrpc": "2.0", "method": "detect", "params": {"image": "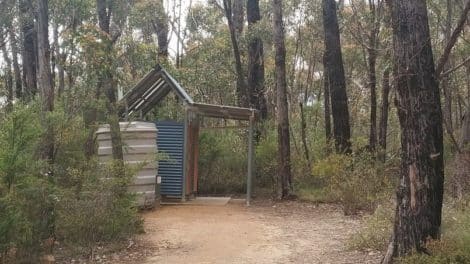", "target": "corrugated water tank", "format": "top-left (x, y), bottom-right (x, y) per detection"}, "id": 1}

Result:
top-left (96, 122), bottom-right (158, 208)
